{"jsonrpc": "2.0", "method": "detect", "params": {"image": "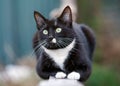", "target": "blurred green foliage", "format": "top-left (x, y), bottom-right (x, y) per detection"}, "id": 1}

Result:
top-left (77, 0), bottom-right (103, 63)
top-left (85, 64), bottom-right (120, 86)
top-left (93, 47), bottom-right (103, 63)
top-left (77, 0), bottom-right (120, 86)
top-left (77, 0), bottom-right (100, 30)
